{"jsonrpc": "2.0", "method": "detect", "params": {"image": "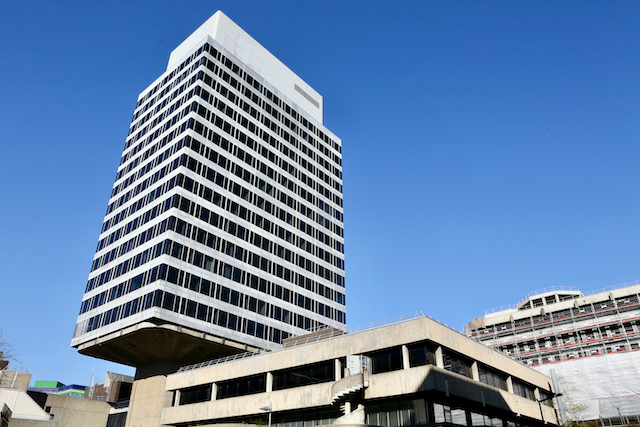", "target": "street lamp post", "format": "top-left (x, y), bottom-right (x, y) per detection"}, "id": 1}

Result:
top-left (260, 405), bottom-right (272, 427)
